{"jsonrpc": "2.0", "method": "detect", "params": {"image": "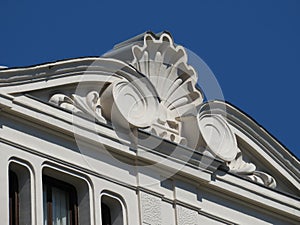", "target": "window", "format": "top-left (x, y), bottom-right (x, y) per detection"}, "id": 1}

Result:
top-left (101, 192), bottom-right (126, 225)
top-left (9, 161), bottom-right (31, 225)
top-left (9, 171), bottom-right (19, 225)
top-left (43, 176), bottom-right (78, 225)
